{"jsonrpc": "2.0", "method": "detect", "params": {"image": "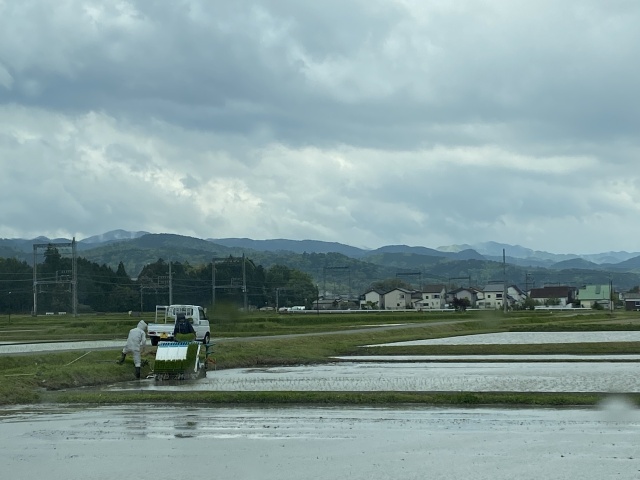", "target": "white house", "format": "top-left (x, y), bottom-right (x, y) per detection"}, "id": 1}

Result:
top-left (414, 284), bottom-right (447, 310)
top-left (360, 289), bottom-right (385, 310)
top-left (447, 287), bottom-right (480, 308)
top-left (478, 284), bottom-right (526, 309)
top-left (383, 288), bottom-right (414, 310)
